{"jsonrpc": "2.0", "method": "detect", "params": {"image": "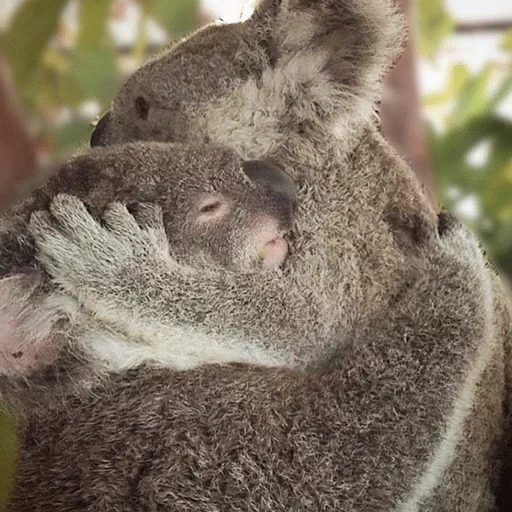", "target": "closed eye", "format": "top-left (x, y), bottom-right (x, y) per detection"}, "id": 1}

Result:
top-left (196, 195), bottom-right (231, 224)
top-left (199, 201), bottom-right (222, 214)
